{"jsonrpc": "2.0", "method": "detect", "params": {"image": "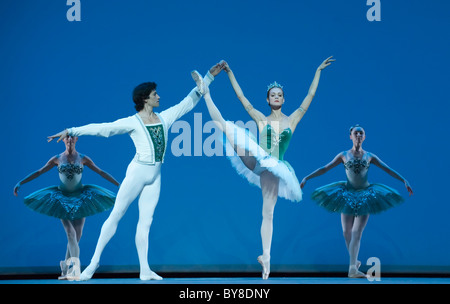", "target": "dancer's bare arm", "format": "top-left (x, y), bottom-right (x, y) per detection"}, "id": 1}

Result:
top-left (300, 152), bottom-right (343, 188)
top-left (13, 156), bottom-right (58, 196)
top-left (289, 56), bottom-right (335, 132)
top-left (222, 60), bottom-right (266, 125)
top-left (370, 153), bottom-right (413, 196)
top-left (82, 156), bottom-right (120, 186)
